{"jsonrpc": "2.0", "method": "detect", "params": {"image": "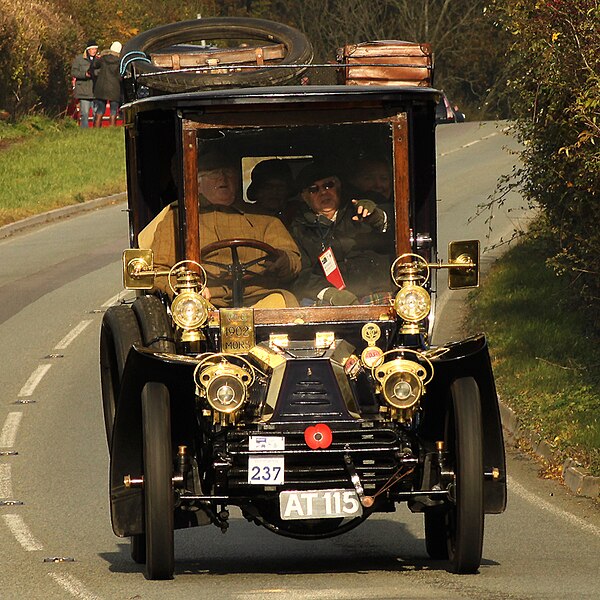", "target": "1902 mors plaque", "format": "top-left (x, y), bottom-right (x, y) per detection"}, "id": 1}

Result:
top-left (220, 308), bottom-right (256, 354)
